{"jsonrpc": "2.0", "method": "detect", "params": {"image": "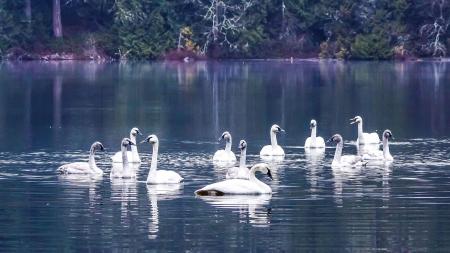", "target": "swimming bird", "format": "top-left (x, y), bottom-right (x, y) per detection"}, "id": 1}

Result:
top-left (328, 134), bottom-right (365, 168)
top-left (195, 163), bottom-right (273, 195)
top-left (213, 131), bottom-right (237, 163)
top-left (142, 134), bottom-right (183, 184)
top-left (350, 116), bottom-right (380, 145)
top-left (362, 130), bottom-right (394, 161)
top-left (111, 127), bottom-right (142, 163)
top-left (110, 138), bottom-right (136, 179)
top-left (304, 119), bottom-right (325, 148)
top-left (260, 124), bottom-right (285, 158)
top-left (57, 142), bottom-right (104, 175)
top-left (226, 140), bottom-right (249, 179)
